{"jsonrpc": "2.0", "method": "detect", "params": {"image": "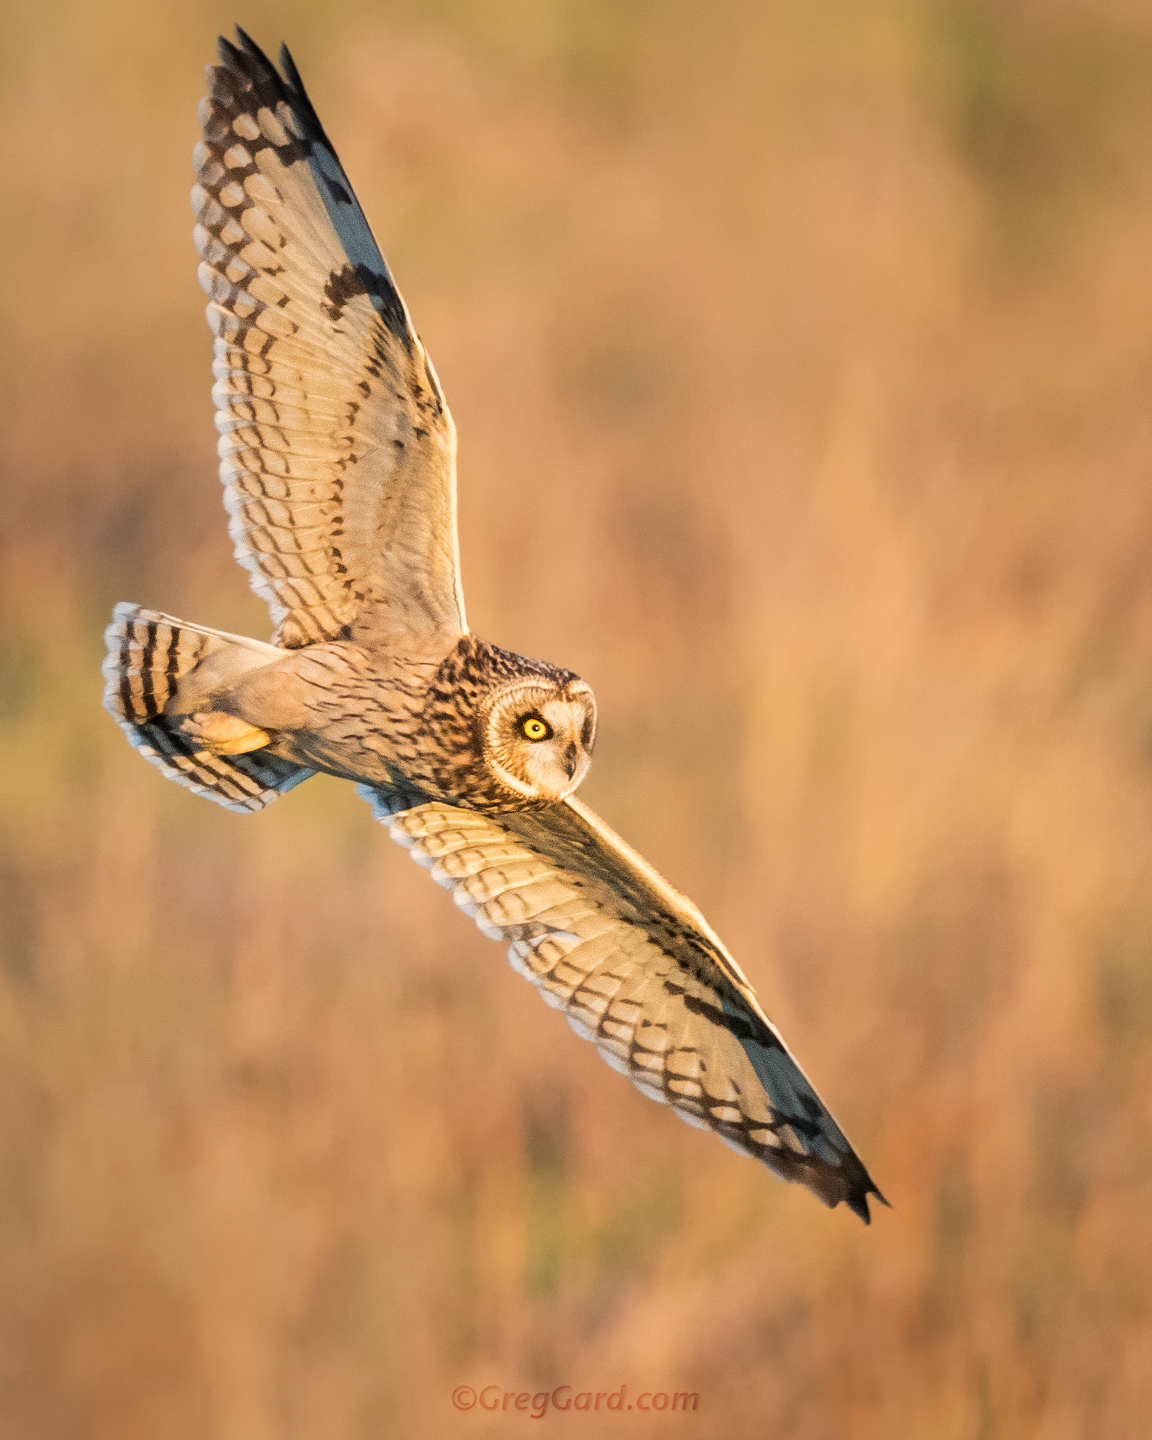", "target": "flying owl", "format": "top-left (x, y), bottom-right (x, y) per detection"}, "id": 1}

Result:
top-left (102, 30), bottom-right (884, 1222)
